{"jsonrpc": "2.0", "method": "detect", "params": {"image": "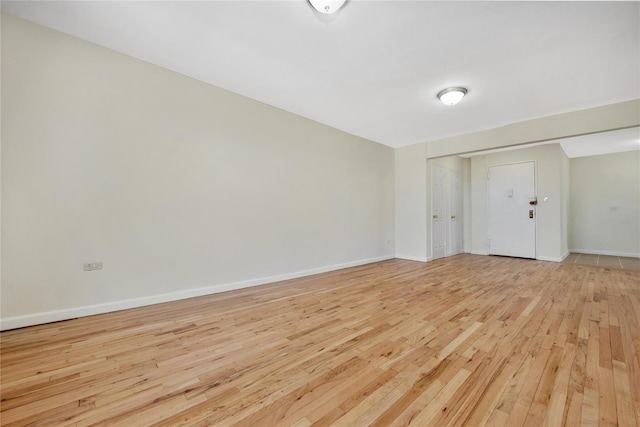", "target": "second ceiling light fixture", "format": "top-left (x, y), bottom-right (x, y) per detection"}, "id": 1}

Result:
top-left (308, 0), bottom-right (347, 14)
